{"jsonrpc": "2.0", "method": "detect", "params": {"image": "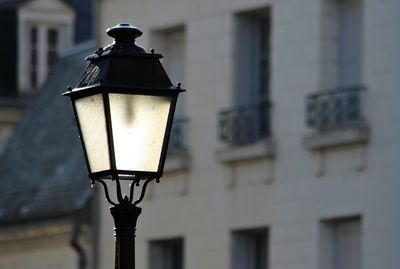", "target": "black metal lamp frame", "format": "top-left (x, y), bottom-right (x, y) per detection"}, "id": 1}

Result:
top-left (63, 23), bottom-right (184, 269)
top-left (66, 85), bottom-right (180, 182)
top-left (64, 23), bottom-right (183, 182)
